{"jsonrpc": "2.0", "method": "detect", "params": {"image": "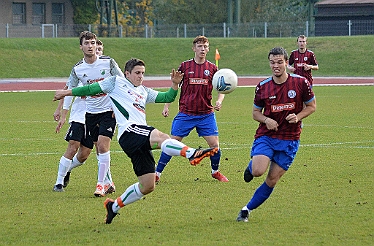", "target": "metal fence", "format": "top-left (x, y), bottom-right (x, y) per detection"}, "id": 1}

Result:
top-left (1, 20), bottom-right (373, 38)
